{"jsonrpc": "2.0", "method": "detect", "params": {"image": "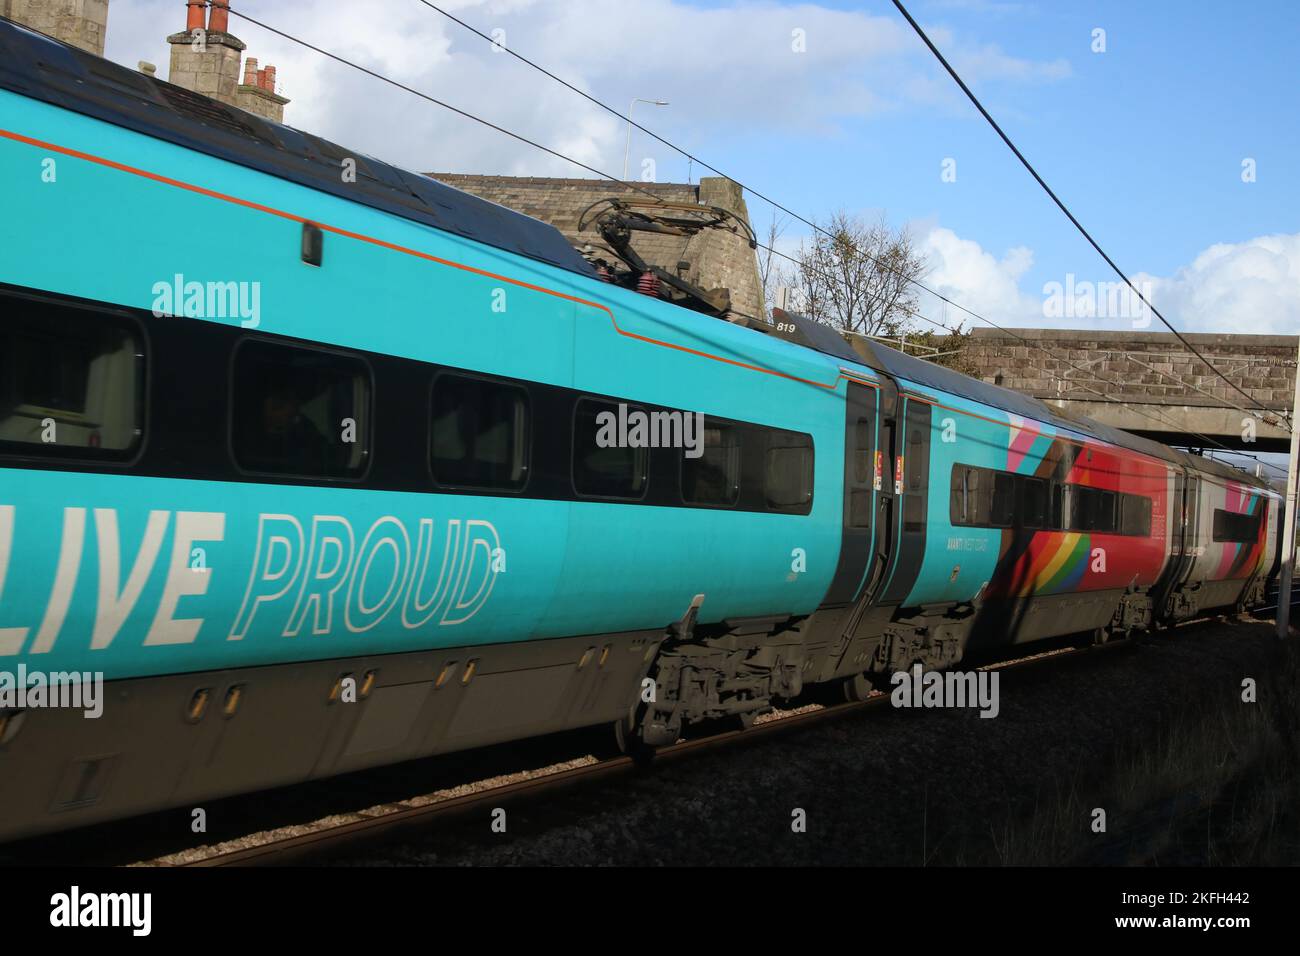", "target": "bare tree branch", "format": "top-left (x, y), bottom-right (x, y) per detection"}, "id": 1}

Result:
top-left (791, 211), bottom-right (928, 337)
